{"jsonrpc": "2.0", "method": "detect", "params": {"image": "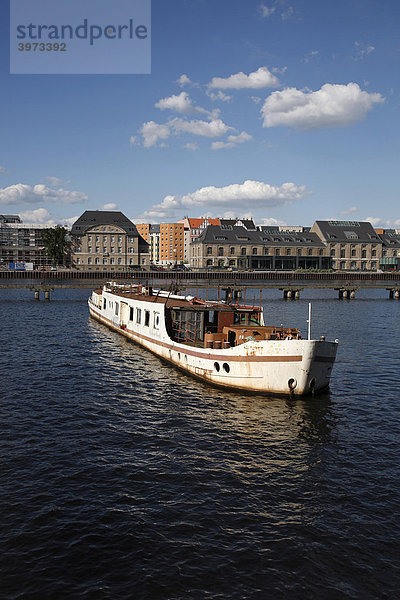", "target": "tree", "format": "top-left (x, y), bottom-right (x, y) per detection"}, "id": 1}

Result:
top-left (41, 226), bottom-right (68, 266)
